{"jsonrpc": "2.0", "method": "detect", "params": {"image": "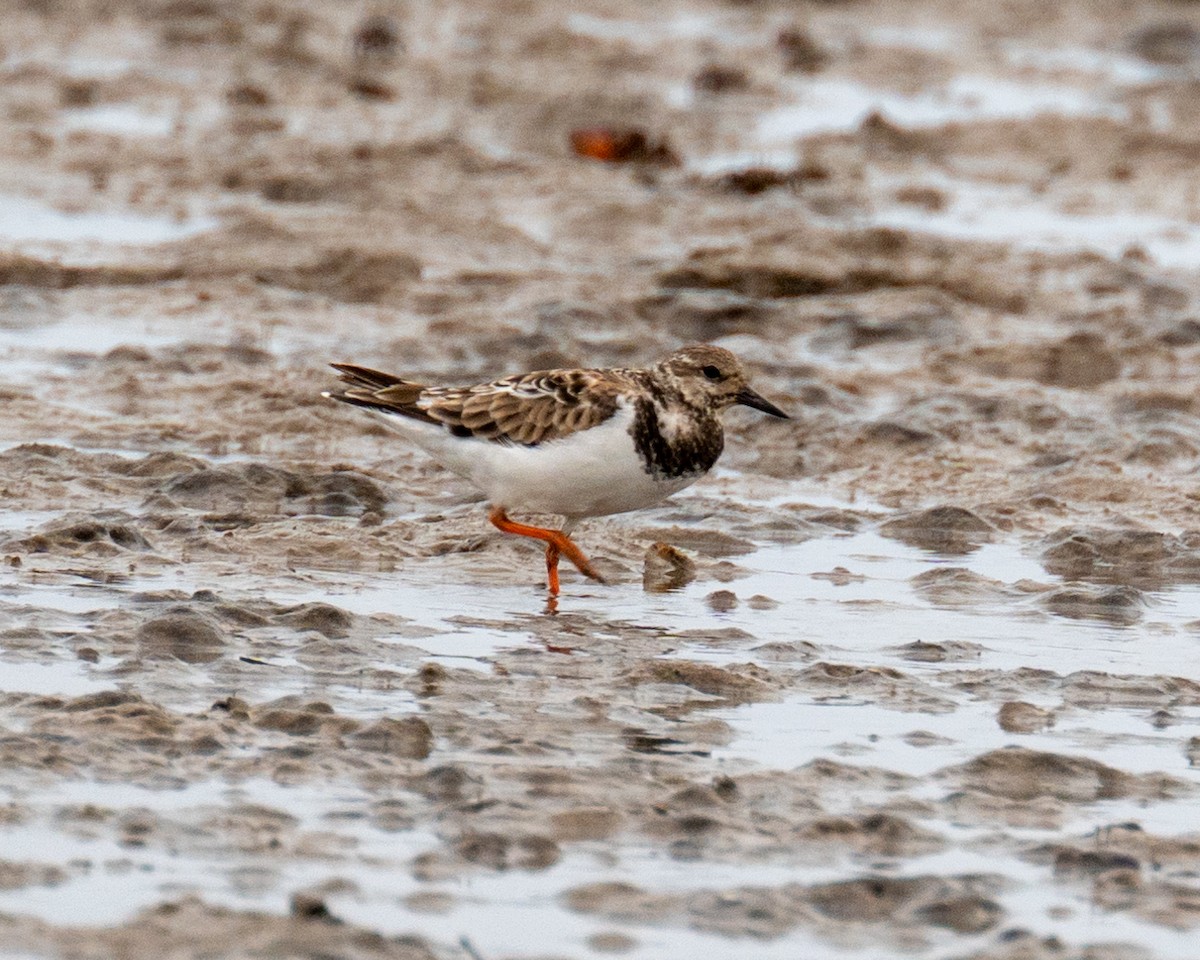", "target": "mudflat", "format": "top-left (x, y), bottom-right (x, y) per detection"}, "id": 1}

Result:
top-left (1, 1), bottom-right (1200, 958)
